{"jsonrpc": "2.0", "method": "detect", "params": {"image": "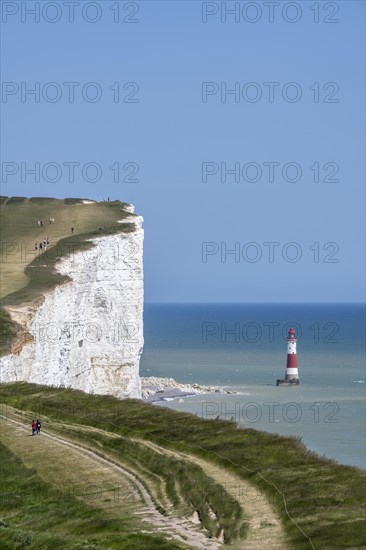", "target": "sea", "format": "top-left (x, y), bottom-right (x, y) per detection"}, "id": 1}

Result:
top-left (140, 303), bottom-right (365, 469)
